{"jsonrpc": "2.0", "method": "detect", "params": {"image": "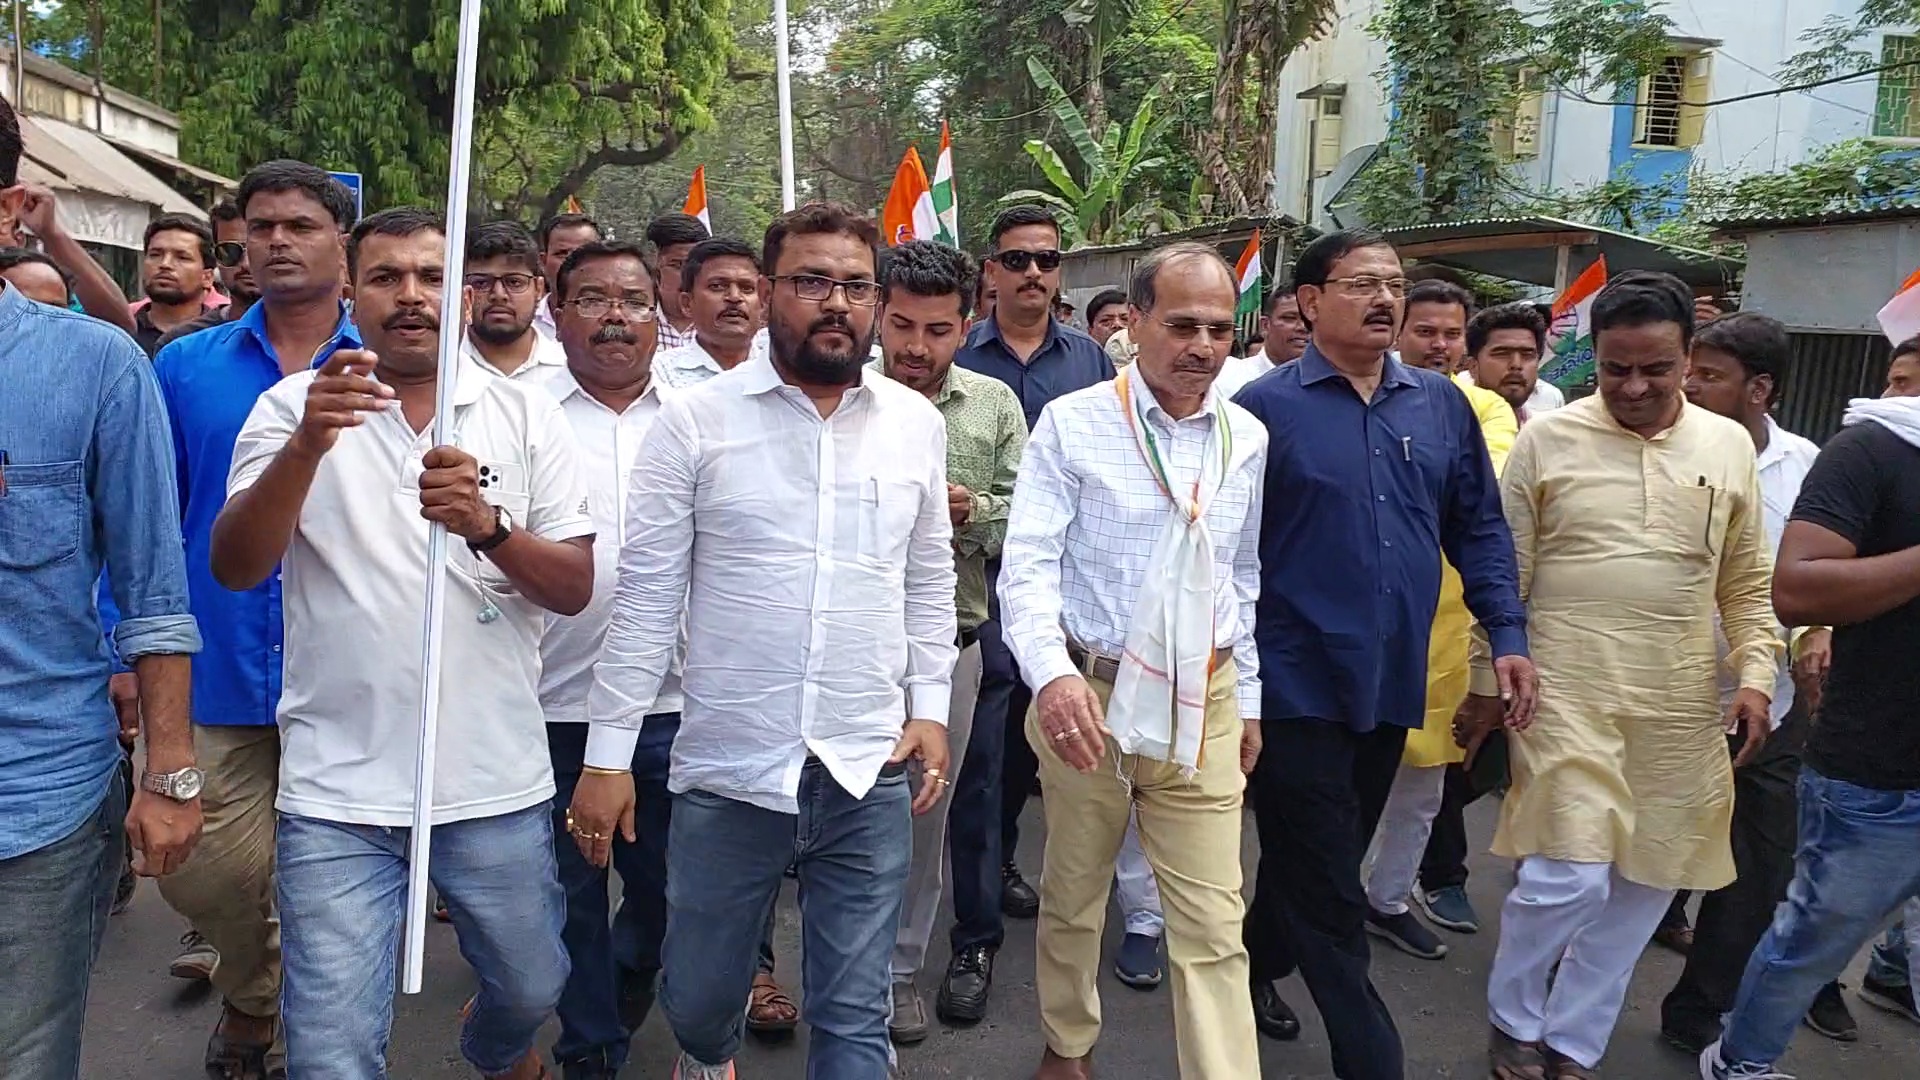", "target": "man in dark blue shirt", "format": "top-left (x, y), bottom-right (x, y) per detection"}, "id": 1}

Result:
top-left (1232, 228), bottom-right (1534, 1080)
top-left (939, 205), bottom-right (1113, 1028)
